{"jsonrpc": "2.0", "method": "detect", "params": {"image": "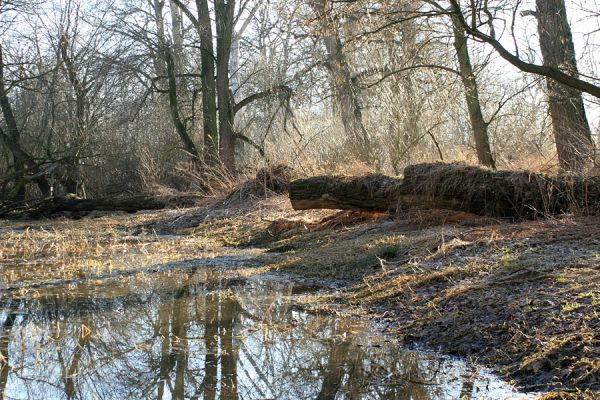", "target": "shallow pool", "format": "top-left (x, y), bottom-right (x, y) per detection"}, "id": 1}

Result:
top-left (0, 263), bottom-right (533, 400)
